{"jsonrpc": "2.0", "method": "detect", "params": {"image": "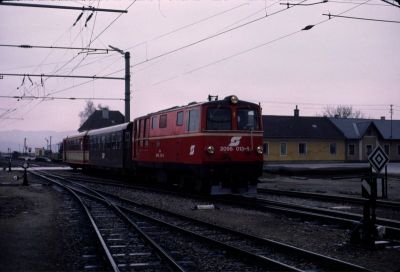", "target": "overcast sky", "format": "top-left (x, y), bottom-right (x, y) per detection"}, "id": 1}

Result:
top-left (0, 0), bottom-right (399, 132)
